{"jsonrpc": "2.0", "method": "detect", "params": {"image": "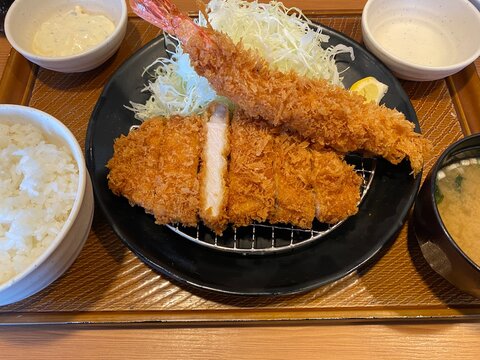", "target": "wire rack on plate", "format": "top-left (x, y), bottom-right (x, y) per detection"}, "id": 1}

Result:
top-left (167, 154), bottom-right (376, 255)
